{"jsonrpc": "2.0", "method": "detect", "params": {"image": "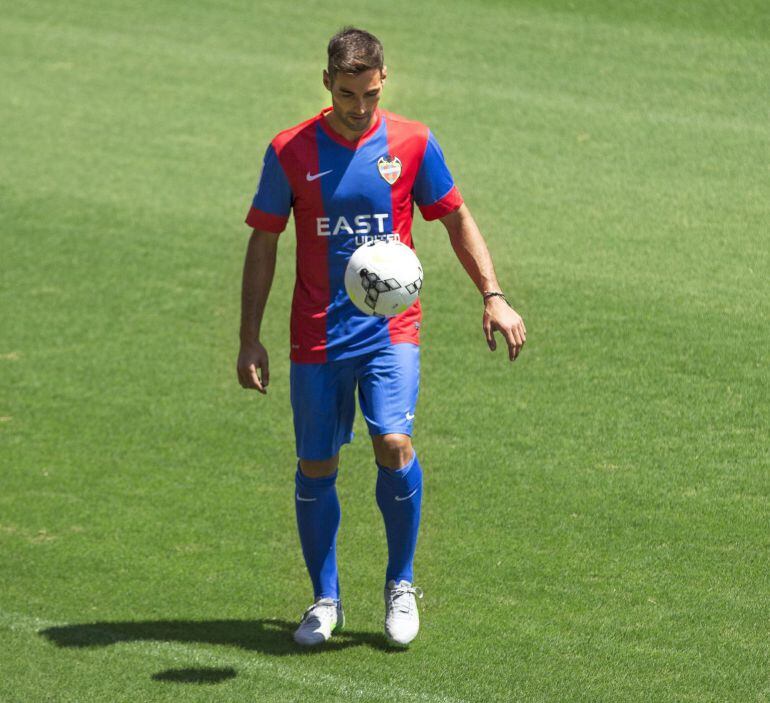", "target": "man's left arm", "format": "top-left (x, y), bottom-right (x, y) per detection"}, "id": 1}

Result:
top-left (440, 203), bottom-right (527, 361)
